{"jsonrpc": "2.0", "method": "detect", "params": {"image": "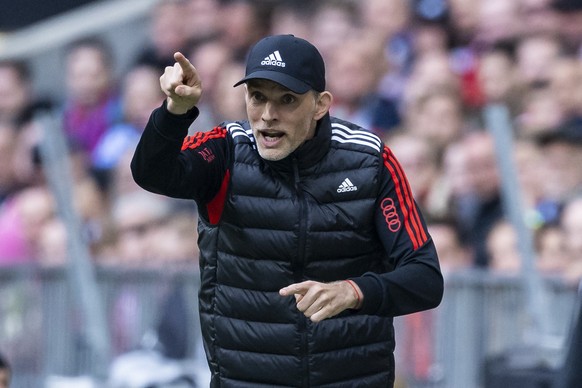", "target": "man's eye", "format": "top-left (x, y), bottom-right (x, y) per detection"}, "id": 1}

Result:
top-left (251, 92), bottom-right (265, 101)
top-left (282, 94), bottom-right (296, 104)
